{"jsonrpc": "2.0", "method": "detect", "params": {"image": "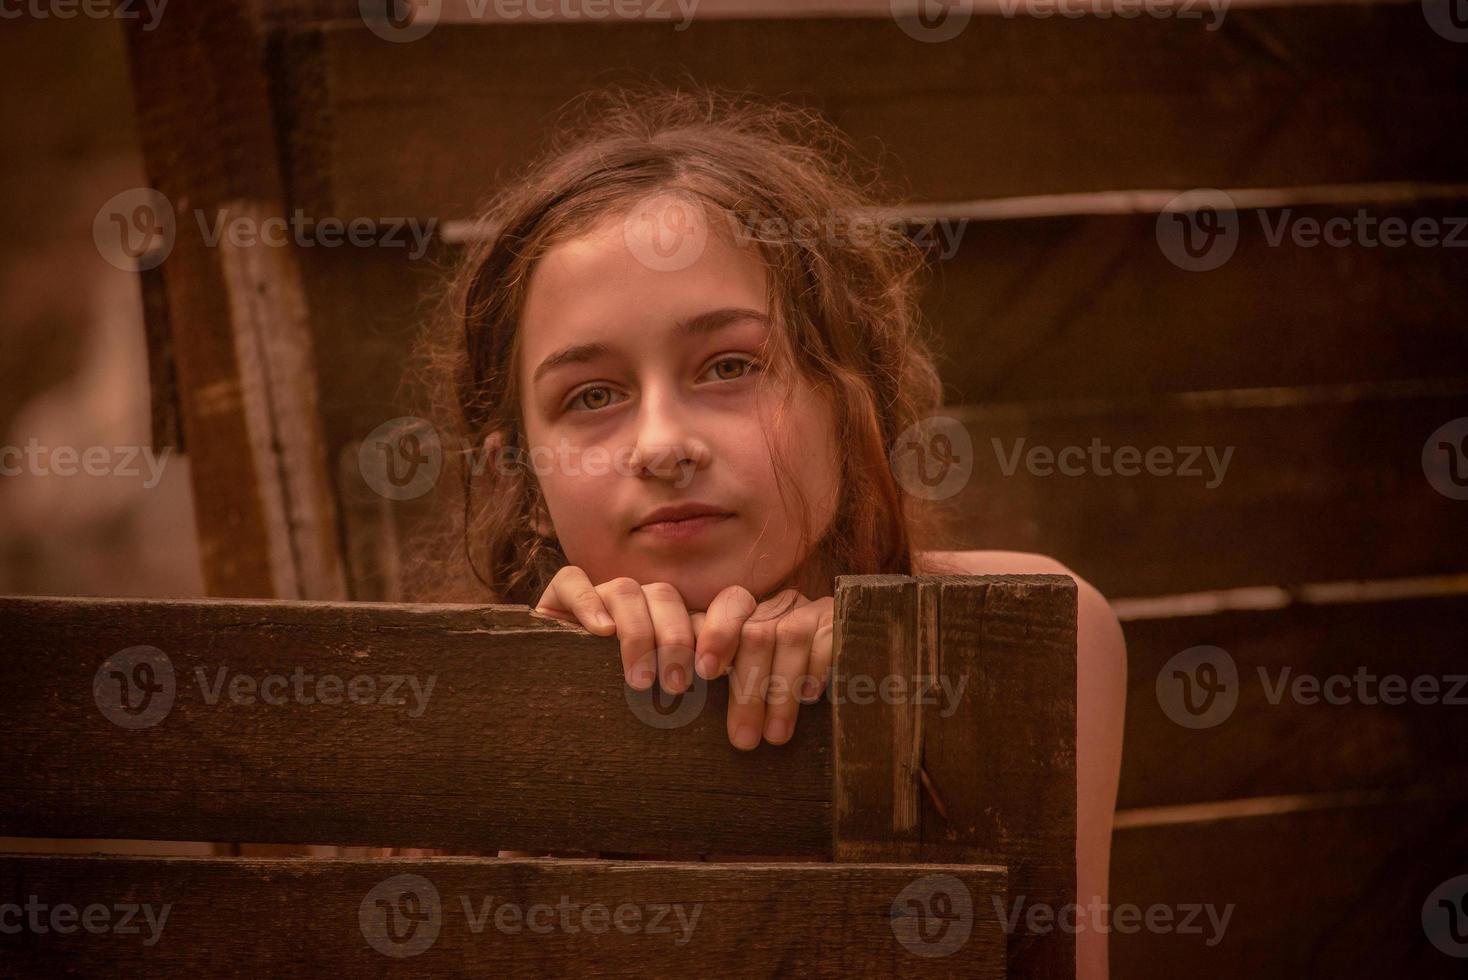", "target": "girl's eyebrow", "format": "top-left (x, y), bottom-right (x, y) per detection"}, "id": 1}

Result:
top-left (531, 307), bottom-right (769, 385)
